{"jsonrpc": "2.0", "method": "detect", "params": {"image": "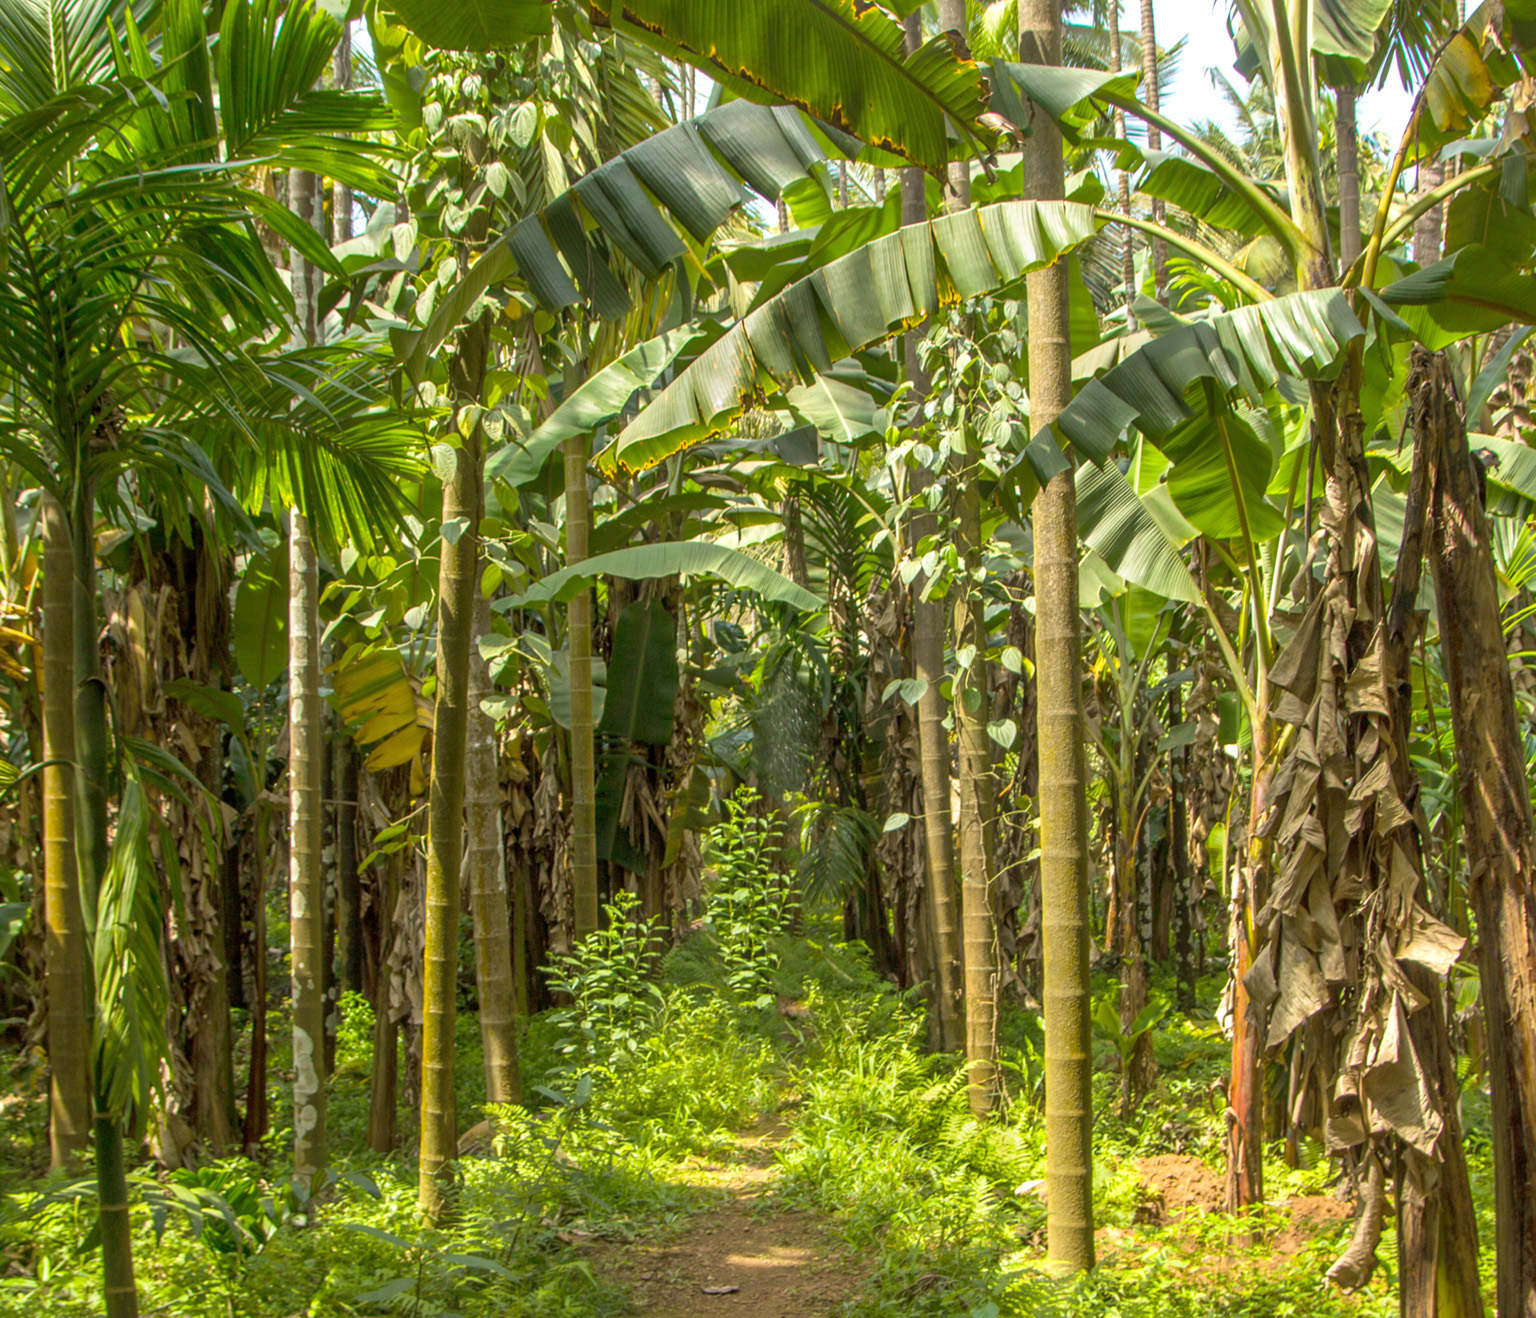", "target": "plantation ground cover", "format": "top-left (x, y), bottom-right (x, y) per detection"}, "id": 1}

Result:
top-left (2, 898), bottom-right (1486, 1318)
